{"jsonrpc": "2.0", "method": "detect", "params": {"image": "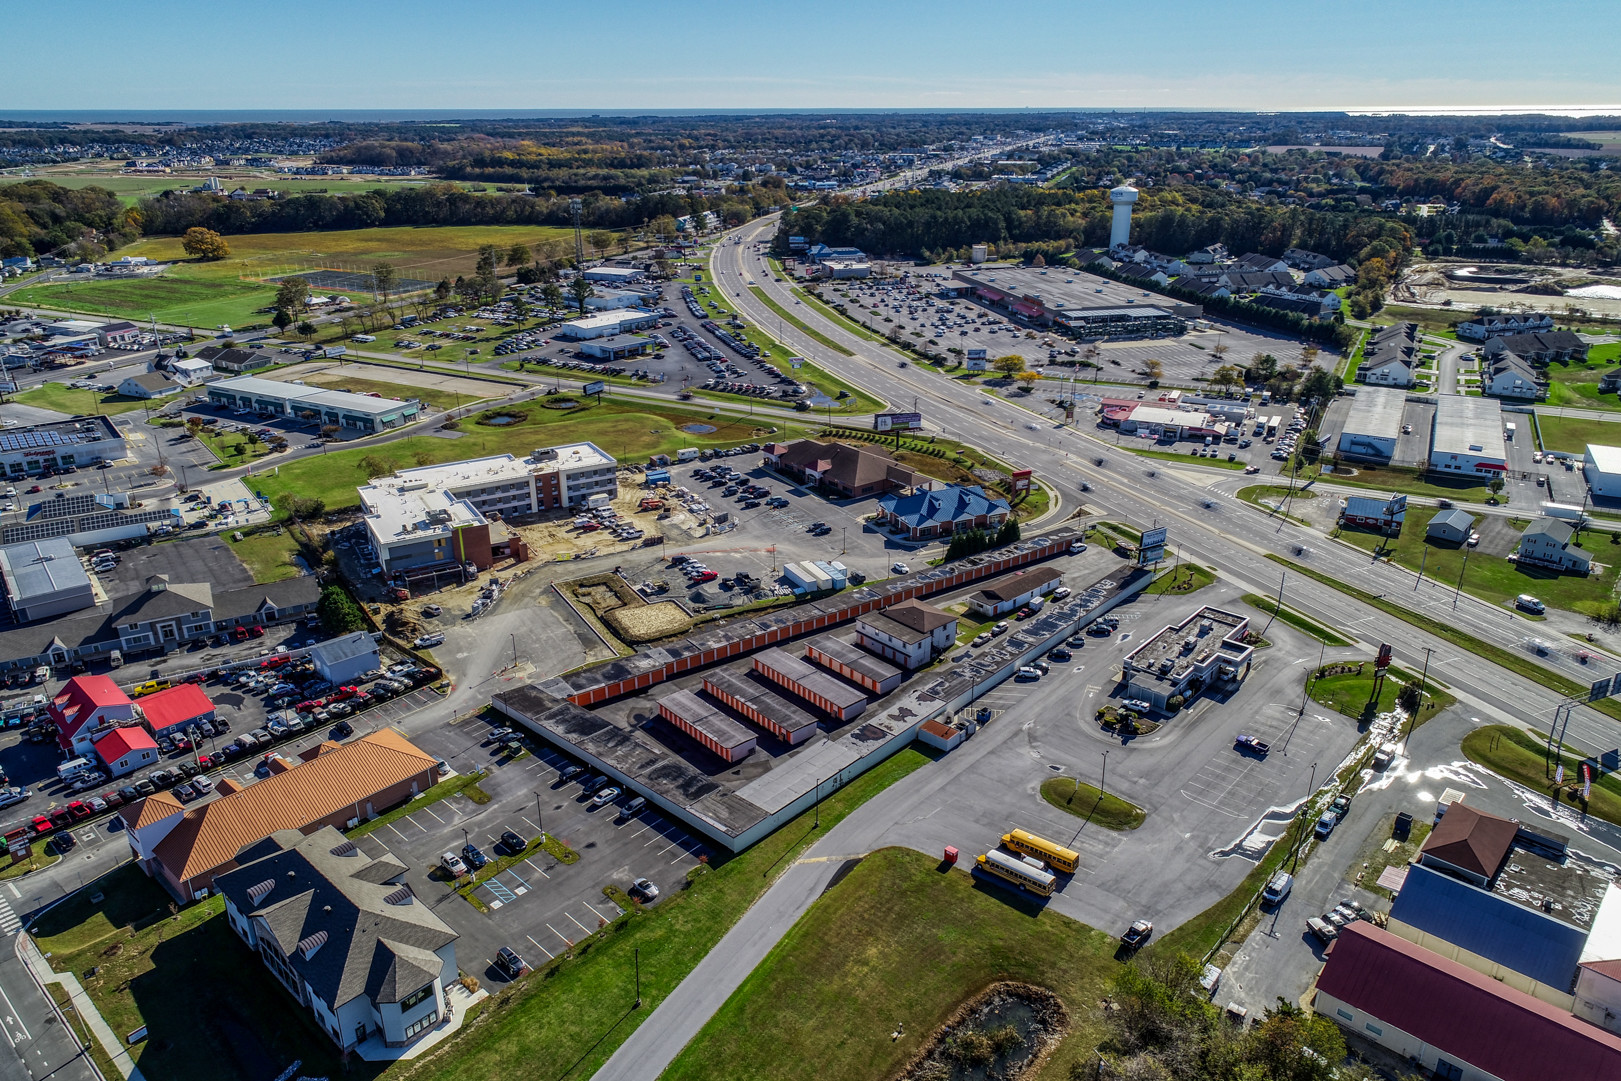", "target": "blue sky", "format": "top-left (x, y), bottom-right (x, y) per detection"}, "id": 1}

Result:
top-left (12, 0), bottom-right (1619, 113)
